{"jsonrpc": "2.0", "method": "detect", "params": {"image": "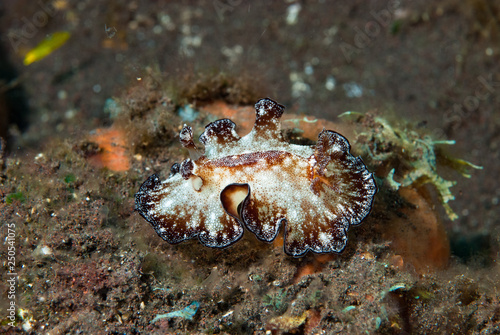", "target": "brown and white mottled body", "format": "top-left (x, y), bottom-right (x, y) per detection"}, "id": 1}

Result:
top-left (135, 98), bottom-right (376, 256)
